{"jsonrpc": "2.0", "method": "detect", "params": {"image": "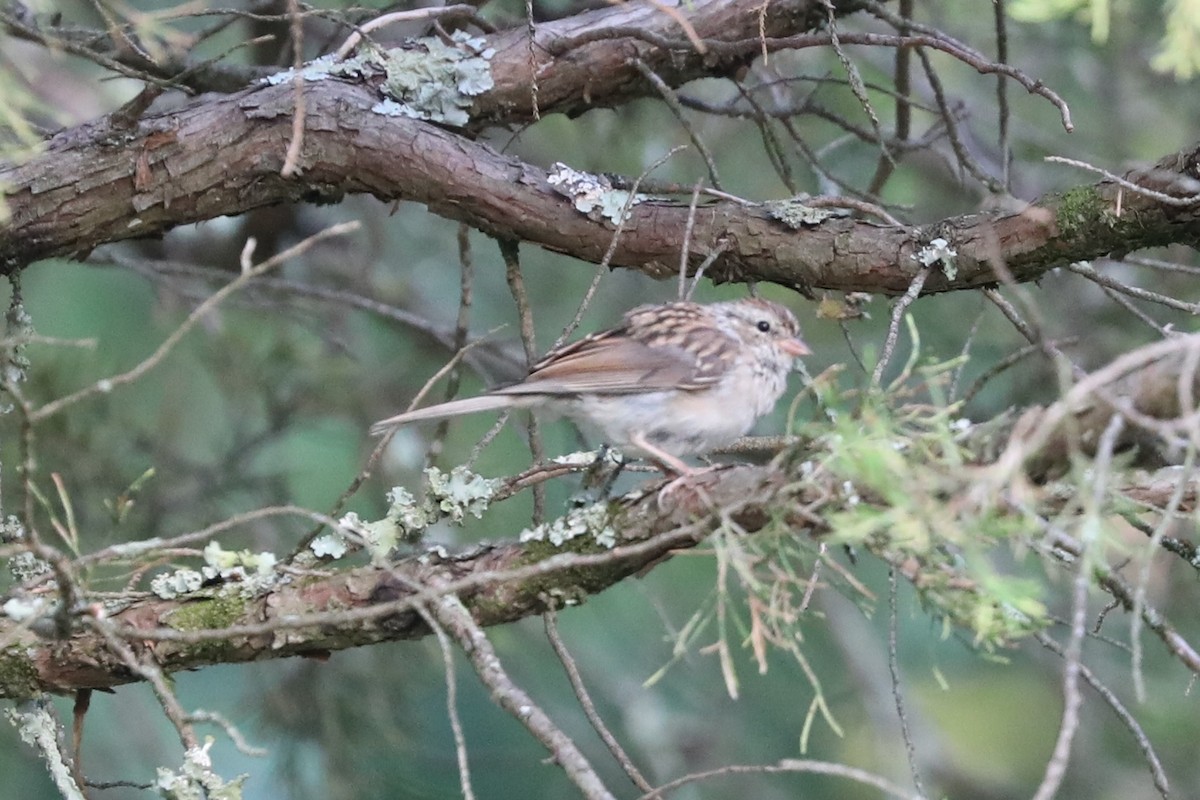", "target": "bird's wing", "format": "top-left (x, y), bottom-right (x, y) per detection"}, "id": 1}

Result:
top-left (496, 318), bottom-right (737, 397)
